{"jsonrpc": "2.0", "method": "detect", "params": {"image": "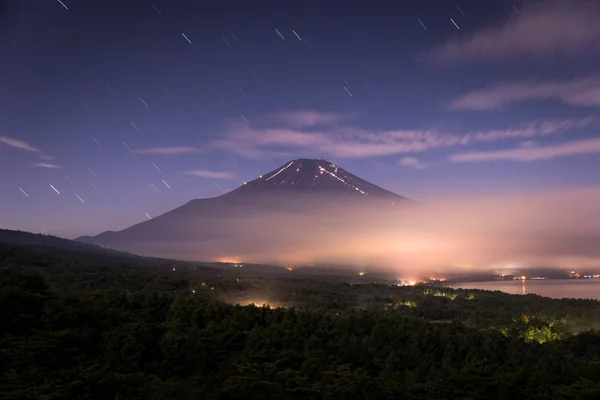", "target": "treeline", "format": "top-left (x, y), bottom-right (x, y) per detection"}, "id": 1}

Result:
top-left (0, 229), bottom-right (134, 258)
